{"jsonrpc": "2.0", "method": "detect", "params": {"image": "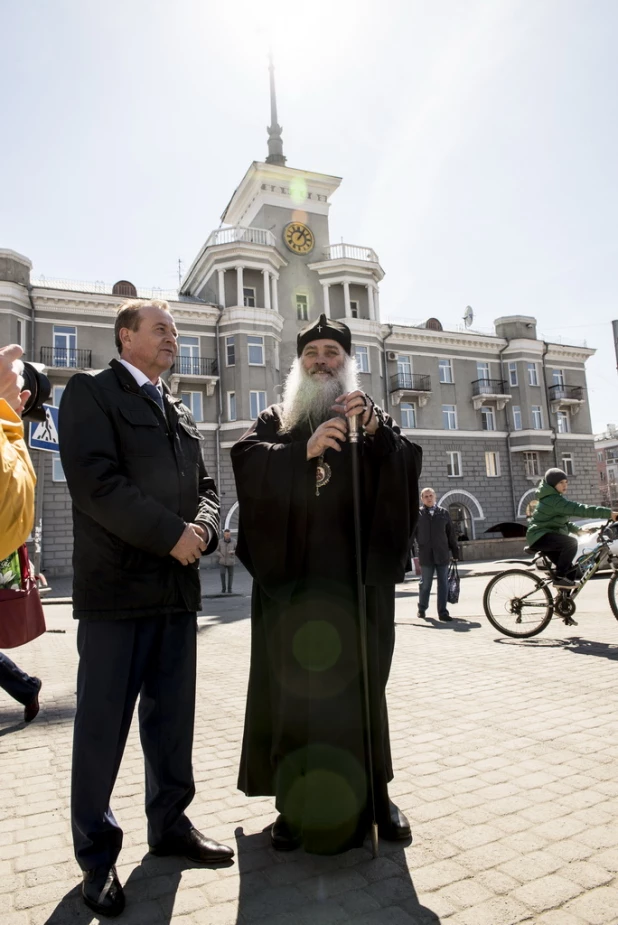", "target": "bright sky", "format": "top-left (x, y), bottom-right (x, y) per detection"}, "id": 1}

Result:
top-left (2, 0), bottom-right (617, 431)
